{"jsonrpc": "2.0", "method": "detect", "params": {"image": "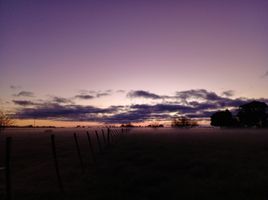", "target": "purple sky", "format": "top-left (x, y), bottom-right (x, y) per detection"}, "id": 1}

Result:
top-left (0, 0), bottom-right (268, 126)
